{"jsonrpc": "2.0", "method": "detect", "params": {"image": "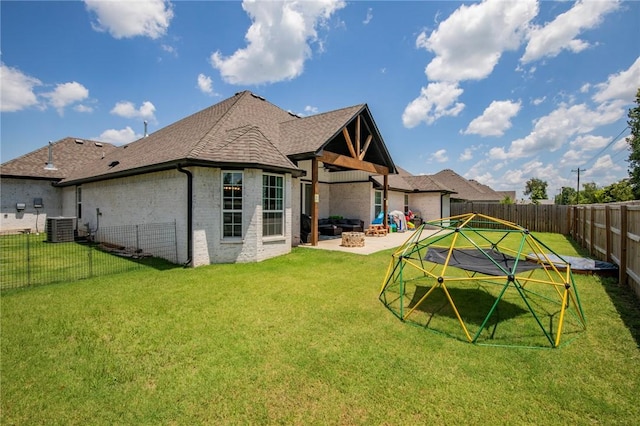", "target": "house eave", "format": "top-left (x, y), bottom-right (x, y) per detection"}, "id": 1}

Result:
top-left (56, 159), bottom-right (303, 187)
